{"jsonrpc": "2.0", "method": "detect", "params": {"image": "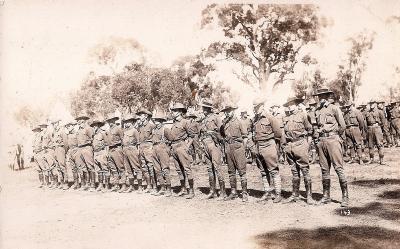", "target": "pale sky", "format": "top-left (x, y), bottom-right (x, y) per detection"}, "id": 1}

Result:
top-left (1, 0), bottom-right (400, 151)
